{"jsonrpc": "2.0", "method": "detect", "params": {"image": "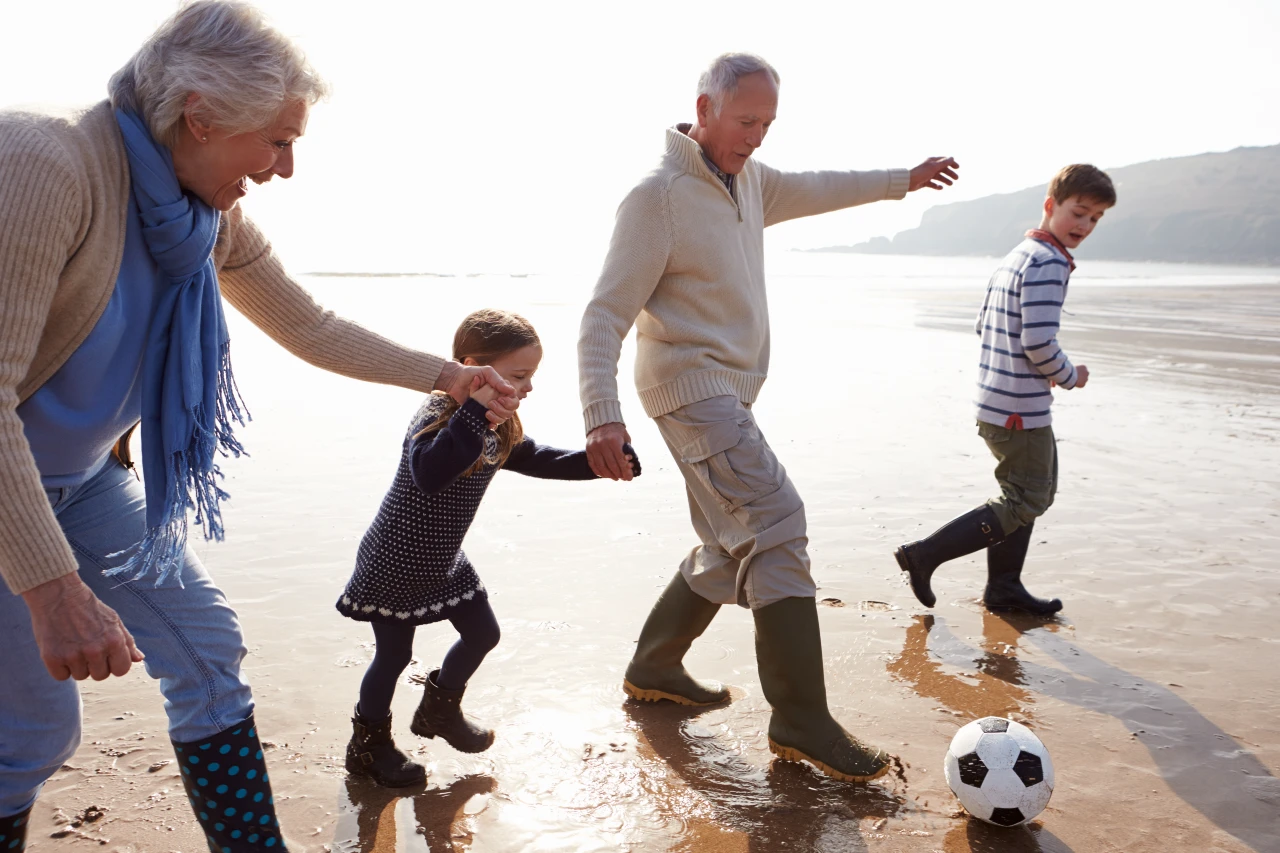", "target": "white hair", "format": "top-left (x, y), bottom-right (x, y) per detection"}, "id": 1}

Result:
top-left (108, 0), bottom-right (329, 147)
top-left (696, 53), bottom-right (780, 116)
